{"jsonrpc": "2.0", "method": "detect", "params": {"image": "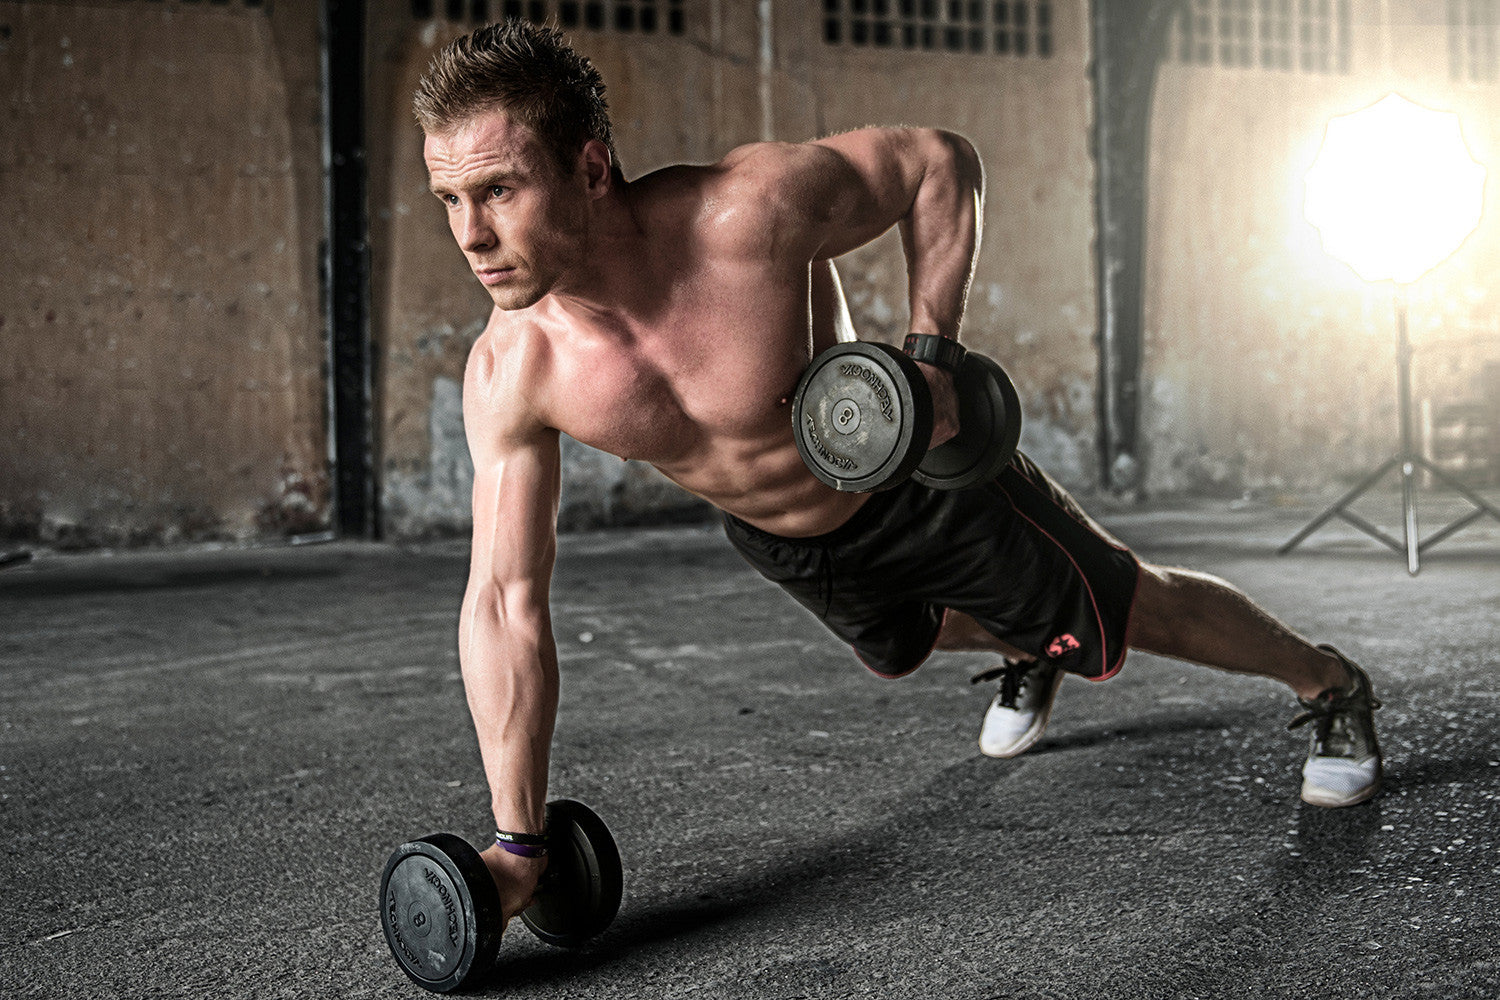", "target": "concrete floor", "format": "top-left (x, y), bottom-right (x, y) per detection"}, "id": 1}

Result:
top-left (3, 493), bottom-right (1499, 999)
